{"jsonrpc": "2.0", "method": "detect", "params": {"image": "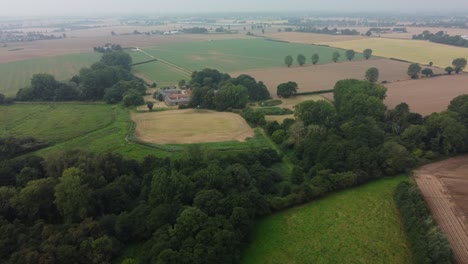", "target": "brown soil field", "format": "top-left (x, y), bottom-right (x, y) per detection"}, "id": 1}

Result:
top-left (264, 32), bottom-right (366, 44)
top-left (131, 109), bottom-right (254, 144)
top-left (0, 32), bottom-right (251, 63)
top-left (231, 59), bottom-right (443, 97)
top-left (385, 74), bottom-right (468, 115)
top-left (414, 156), bottom-right (468, 264)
